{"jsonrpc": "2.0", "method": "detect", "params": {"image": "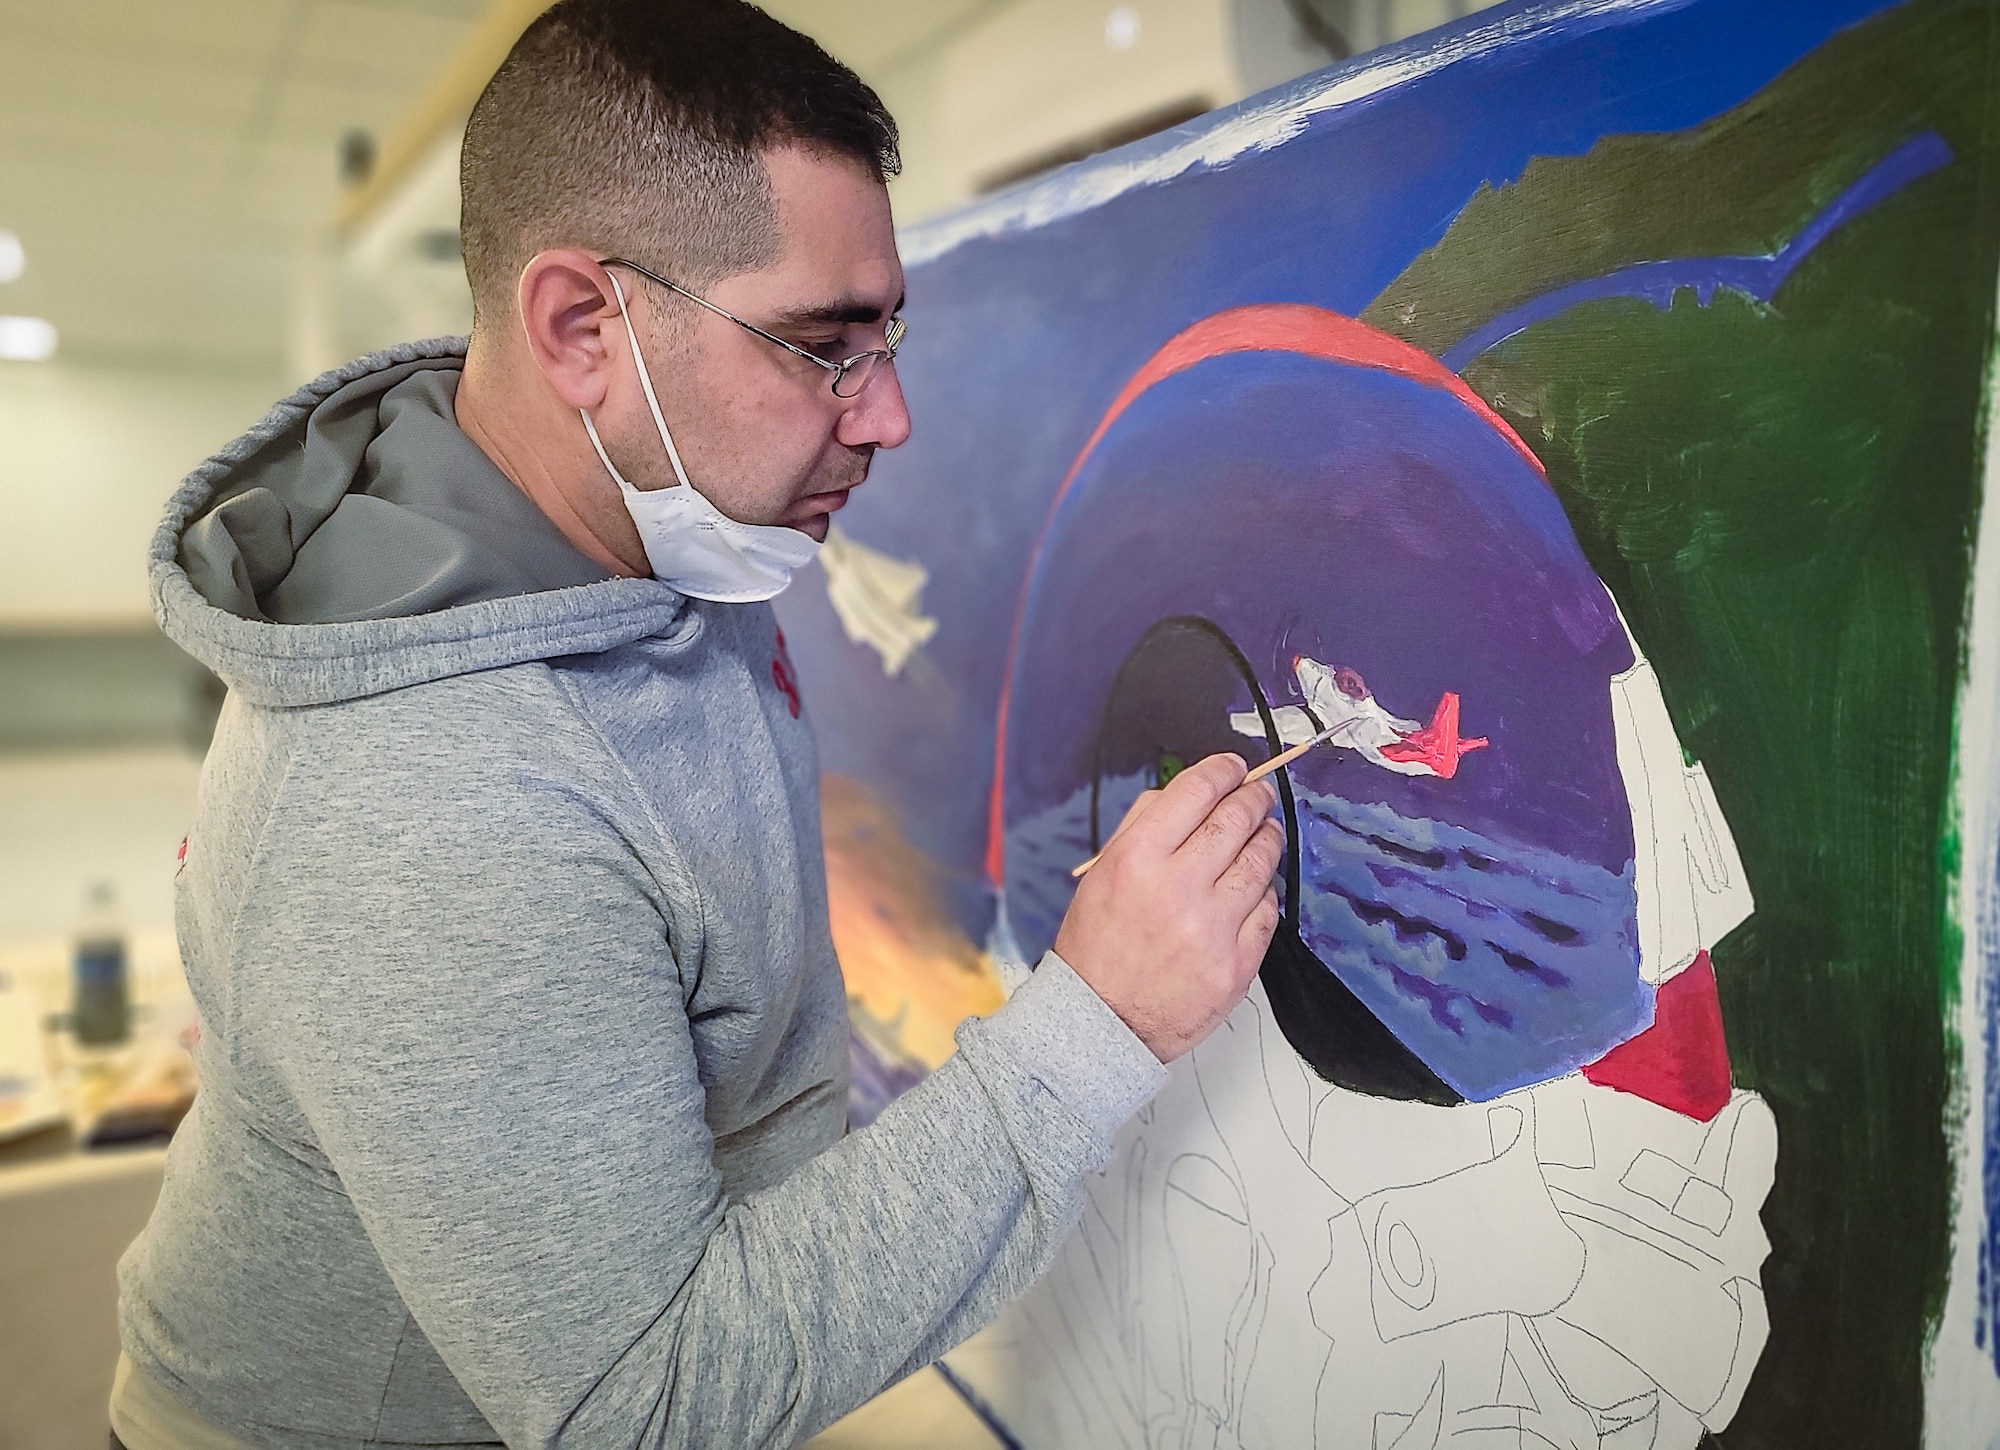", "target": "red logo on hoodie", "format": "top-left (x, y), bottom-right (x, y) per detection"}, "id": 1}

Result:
top-left (771, 628), bottom-right (801, 719)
